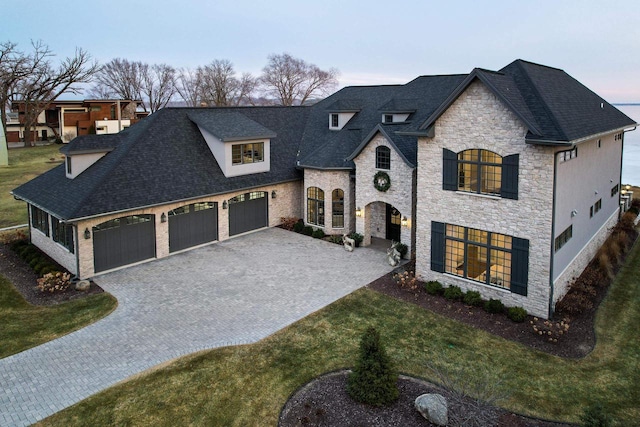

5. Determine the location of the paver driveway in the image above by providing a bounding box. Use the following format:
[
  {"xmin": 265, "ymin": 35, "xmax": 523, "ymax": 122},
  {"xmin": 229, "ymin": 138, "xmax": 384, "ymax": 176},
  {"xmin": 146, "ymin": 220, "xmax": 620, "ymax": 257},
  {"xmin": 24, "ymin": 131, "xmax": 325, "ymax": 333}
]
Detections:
[{"xmin": 0, "ymin": 228, "xmax": 394, "ymax": 426}]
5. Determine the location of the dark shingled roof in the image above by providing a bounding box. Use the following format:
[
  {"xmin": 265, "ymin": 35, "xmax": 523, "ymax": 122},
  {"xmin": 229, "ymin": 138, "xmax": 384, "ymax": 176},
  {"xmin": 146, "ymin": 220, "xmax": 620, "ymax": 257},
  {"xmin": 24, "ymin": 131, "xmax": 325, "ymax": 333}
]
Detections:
[
  {"xmin": 188, "ymin": 110, "xmax": 276, "ymax": 142},
  {"xmin": 12, "ymin": 60, "xmax": 636, "ymax": 221},
  {"xmin": 13, "ymin": 107, "xmax": 309, "ymax": 220}
]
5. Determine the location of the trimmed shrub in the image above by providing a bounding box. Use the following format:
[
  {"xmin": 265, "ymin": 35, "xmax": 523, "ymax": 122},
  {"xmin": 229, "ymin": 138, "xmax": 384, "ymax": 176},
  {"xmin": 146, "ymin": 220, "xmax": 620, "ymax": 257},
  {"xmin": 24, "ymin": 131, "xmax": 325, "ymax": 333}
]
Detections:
[
  {"xmin": 347, "ymin": 327, "xmax": 398, "ymax": 406},
  {"xmin": 312, "ymin": 229, "xmax": 325, "ymax": 239},
  {"xmin": 349, "ymin": 232, "xmax": 364, "ymax": 247},
  {"xmin": 444, "ymin": 285, "xmax": 463, "ymax": 301},
  {"xmin": 580, "ymin": 402, "xmax": 612, "ymax": 427},
  {"xmin": 39, "ymin": 266, "xmax": 55, "ymax": 276},
  {"xmin": 463, "ymin": 290, "xmax": 483, "ymax": 307},
  {"xmin": 292, "ymin": 221, "xmax": 305, "ymax": 233},
  {"xmin": 507, "ymin": 306, "xmax": 528, "ymax": 323},
  {"xmin": 484, "ymin": 299, "xmax": 505, "ymax": 314},
  {"xmin": 280, "ymin": 217, "xmax": 300, "ymax": 231},
  {"xmin": 396, "ymin": 243, "xmax": 408, "ymax": 259},
  {"xmin": 424, "ymin": 280, "xmax": 444, "ymax": 295},
  {"xmin": 302, "ymin": 226, "xmax": 314, "ymax": 236},
  {"xmin": 29, "ymin": 257, "xmax": 41, "ymax": 269},
  {"xmin": 327, "ymin": 234, "xmax": 343, "ymax": 244}
]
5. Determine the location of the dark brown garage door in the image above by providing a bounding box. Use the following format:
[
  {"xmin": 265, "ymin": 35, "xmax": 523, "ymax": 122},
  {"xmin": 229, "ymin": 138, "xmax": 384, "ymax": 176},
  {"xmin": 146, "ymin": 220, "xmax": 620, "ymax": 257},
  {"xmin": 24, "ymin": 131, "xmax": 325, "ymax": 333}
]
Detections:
[
  {"xmin": 229, "ymin": 191, "xmax": 268, "ymax": 236},
  {"xmin": 93, "ymin": 214, "xmax": 156, "ymax": 273},
  {"xmin": 169, "ymin": 202, "xmax": 218, "ymax": 253}
]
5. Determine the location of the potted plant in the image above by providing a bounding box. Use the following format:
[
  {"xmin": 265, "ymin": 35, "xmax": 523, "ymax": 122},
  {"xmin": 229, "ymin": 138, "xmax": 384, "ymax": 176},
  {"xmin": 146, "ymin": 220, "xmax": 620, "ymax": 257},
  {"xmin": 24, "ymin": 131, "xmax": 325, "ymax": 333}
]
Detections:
[{"xmin": 349, "ymin": 232, "xmax": 364, "ymax": 247}]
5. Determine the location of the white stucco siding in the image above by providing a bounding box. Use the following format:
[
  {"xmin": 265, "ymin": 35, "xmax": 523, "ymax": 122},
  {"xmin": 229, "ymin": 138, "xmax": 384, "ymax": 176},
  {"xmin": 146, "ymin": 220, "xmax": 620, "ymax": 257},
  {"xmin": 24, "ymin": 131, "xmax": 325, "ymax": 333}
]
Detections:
[
  {"xmin": 553, "ymin": 135, "xmax": 622, "ymax": 279},
  {"xmin": 415, "ymin": 81, "xmax": 555, "ymax": 318},
  {"xmin": 66, "ymin": 152, "xmax": 108, "ymax": 178},
  {"xmin": 303, "ymin": 169, "xmax": 353, "ymax": 234}
]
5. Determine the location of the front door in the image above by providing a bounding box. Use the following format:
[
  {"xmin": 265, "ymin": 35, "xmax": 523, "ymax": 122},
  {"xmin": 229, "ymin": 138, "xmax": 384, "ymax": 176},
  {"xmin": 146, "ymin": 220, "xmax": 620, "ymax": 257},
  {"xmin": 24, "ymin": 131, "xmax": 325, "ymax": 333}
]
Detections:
[{"xmin": 385, "ymin": 204, "xmax": 401, "ymax": 242}]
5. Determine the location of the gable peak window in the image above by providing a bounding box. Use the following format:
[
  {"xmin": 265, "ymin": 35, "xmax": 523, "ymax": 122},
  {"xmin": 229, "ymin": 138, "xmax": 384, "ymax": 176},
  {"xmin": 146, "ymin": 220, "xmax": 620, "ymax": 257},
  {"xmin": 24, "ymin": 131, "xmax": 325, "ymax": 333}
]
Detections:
[
  {"xmin": 330, "ymin": 113, "xmax": 339, "ymax": 128},
  {"xmin": 376, "ymin": 146, "xmax": 391, "ymax": 170}
]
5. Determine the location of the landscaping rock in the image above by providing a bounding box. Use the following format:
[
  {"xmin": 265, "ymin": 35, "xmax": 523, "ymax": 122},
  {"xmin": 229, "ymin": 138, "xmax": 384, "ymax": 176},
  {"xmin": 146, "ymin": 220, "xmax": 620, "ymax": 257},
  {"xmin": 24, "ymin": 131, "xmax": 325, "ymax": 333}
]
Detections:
[
  {"xmin": 415, "ymin": 393, "xmax": 448, "ymax": 426},
  {"xmin": 75, "ymin": 280, "xmax": 91, "ymax": 291}
]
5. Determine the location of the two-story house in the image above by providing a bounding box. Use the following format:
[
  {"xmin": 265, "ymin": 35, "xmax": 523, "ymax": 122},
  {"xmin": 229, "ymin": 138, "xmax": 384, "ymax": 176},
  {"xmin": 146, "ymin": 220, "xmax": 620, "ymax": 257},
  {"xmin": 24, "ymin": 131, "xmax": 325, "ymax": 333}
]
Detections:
[{"xmin": 12, "ymin": 60, "xmax": 636, "ymax": 319}]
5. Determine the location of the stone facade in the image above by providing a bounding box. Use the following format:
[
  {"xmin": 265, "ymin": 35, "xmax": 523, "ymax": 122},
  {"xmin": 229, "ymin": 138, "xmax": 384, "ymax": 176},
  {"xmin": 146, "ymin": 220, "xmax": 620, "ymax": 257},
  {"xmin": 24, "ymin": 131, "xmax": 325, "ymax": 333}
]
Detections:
[
  {"xmin": 74, "ymin": 180, "xmax": 302, "ymax": 279},
  {"xmin": 354, "ymin": 133, "xmax": 414, "ymax": 255},
  {"xmin": 415, "ymin": 81, "xmax": 556, "ymax": 318},
  {"xmin": 303, "ymin": 169, "xmax": 354, "ymax": 235}
]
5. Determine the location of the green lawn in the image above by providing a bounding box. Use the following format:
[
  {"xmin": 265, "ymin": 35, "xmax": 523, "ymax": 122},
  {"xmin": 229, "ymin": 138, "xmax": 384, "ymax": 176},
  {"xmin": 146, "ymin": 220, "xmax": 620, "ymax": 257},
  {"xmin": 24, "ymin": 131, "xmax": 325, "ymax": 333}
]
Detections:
[
  {"xmin": 0, "ymin": 275, "xmax": 118, "ymax": 359},
  {"xmin": 38, "ymin": 242, "xmax": 640, "ymax": 426},
  {"xmin": 0, "ymin": 144, "xmax": 63, "ymax": 228}
]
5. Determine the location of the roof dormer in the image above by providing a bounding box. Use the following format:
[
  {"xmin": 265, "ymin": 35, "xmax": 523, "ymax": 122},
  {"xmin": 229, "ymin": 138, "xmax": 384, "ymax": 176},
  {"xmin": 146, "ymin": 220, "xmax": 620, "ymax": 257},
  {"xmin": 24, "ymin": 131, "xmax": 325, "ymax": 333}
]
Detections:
[
  {"xmin": 325, "ymin": 99, "xmax": 361, "ymax": 130},
  {"xmin": 189, "ymin": 111, "xmax": 275, "ymax": 178},
  {"xmin": 329, "ymin": 112, "xmax": 357, "ymax": 130},
  {"xmin": 379, "ymin": 98, "xmax": 416, "ymax": 124},
  {"xmin": 61, "ymin": 134, "xmax": 118, "ymax": 179}
]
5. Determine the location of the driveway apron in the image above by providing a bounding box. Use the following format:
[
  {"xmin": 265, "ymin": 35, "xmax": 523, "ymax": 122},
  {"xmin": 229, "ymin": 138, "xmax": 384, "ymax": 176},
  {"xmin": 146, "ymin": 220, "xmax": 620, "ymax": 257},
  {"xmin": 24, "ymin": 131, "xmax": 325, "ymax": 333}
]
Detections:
[{"xmin": 0, "ymin": 228, "xmax": 394, "ymax": 426}]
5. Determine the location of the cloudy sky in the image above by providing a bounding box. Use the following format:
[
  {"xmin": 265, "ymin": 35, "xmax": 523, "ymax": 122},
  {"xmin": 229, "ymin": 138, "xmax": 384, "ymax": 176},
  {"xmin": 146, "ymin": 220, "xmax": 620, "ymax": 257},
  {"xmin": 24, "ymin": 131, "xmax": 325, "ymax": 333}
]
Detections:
[{"xmin": 2, "ymin": 0, "xmax": 639, "ymax": 102}]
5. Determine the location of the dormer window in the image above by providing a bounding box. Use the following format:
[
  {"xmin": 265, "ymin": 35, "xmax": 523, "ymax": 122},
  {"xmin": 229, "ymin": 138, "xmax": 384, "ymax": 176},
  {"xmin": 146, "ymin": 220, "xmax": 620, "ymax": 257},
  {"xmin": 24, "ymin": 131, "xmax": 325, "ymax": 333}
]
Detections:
[
  {"xmin": 384, "ymin": 114, "xmax": 393, "ymax": 123},
  {"xmin": 331, "ymin": 114, "xmax": 339, "ymax": 128},
  {"xmin": 232, "ymin": 142, "xmax": 264, "ymax": 165}
]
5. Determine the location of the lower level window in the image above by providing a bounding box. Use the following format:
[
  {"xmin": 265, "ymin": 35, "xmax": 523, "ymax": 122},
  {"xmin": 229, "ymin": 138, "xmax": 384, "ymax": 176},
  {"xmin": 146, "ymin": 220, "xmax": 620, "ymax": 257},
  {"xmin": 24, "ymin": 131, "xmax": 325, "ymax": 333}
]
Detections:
[
  {"xmin": 31, "ymin": 206, "xmax": 49, "ymax": 236},
  {"xmin": 52, "ymin": 217, "xmax": 75, "ymax": 253},
  {"xmin": 444, "ymin": 224, "xmax": 512, "ymax": 289},
  {"xmin": 332, "ymin": 189, "xmax": 344, "ymax": 228},
  {"xmin": 307, "ymin": 187, "xmax": 324, "ymax": 226}
]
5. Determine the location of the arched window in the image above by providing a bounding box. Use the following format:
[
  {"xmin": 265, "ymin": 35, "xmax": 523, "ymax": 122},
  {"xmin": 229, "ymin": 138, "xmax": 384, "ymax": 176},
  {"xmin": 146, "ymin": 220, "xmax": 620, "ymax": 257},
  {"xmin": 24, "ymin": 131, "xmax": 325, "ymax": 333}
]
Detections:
[
  {"xmin": 307, "ymin": 187, "xmax": 324, "ymax": 226},
  {"xmin": 376, "ymin": 146, "xmax": 391, "ymax": 170},
  {"xmin": 332, "ymin": 189, "xmax": 344, "ymax": 228}
]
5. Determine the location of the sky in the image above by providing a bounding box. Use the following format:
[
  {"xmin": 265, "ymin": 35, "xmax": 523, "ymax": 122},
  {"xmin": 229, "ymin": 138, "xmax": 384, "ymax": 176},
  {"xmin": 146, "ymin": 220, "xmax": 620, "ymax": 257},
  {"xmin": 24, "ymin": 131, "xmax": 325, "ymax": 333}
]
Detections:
[{"xmin": 1, "ymin": 0, "xmax": 639, "ymax": 102}]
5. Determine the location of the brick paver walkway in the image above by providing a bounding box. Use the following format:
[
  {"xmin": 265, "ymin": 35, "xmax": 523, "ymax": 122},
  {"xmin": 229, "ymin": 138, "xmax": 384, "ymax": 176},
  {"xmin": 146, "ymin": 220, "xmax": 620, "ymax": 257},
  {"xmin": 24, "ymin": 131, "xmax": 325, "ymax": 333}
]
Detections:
[{"xmin": 0, "ymin": 228, "xmax": 393, "ymax": 426}]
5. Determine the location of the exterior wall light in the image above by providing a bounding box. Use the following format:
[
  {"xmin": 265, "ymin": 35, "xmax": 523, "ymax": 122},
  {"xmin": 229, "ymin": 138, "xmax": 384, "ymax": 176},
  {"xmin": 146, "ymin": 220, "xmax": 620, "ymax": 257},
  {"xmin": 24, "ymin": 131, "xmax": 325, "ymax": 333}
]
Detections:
[
  {"xmin": 84, "ymin": 228, "xmax": 91, "ymax": 239},
  {"xmin": 222, "ymin": 200, "xmax": 228, "ymax": 209},
  {"xmin": 571, "ymin": 210, "xmax": 578, "ymax": 217},
  {"xmin": 401, "ymin": 216, "xmax": 408, "ymax": 227},
  {"xmin": 355, "ymin": 207, "xmax": 362, "ymax": 217},
  {"xmin": 625, "ymin": 185, "xmax": 631, "ymax": 191},
  {"xmin": 161, "ymin": 213, "xmax": 167, "ymax": 223},
  {"xmin": 271, "ymin": 190, "xmax": 276, "ymax": 199}
]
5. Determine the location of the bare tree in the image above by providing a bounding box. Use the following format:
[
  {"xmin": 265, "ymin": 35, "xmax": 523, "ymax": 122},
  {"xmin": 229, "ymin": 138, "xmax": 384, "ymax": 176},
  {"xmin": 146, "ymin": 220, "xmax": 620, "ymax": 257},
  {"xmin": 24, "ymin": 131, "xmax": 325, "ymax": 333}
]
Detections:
[
  {"xmin": 200, "ymin": 60, "xmax": 258, "ymax": 106},
  {"xmin": 140, "ymin": 63, "xmax": 176, "ymax": 113},
  {"xmin": 12, "ymin": 44, "xmax": 99, "ymax": 146},
  {"xmin": 92, "ymin": 58, "xmax": 145, "ymax": 106},
  {"xmin": 176, "ymin": 67, "xmax": 205, "ymax": 107},
  {"xmin": 260, "ymin": 53, "xmax": 338, "ymax": 106}
]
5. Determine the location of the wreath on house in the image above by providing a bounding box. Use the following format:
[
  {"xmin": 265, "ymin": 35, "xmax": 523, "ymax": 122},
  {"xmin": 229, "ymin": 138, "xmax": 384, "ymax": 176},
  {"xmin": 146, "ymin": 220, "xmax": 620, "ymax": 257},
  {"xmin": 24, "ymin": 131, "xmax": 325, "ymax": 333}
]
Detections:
[{"xmin": 373, "ymin": 171, "xmax": 391, "ymax": 192}]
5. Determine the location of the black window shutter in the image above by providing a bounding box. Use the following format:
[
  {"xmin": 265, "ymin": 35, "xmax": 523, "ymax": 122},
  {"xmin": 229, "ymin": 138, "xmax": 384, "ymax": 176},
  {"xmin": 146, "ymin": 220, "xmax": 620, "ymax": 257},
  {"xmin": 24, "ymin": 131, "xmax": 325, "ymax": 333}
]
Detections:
[
  {"xmin": 501, "ymin": 154, "xmax": 519, "ymax": 200},
  {"xmin": 431, "ymin": 221, "xmax": 446, "ymax": 273},
  {"xmin": 442, "ymin": 149, "xmax": 458, "ymax": 191},
  {"xmin": 510, "ymin": 237, "xmax": 529, "ymax": 296}
]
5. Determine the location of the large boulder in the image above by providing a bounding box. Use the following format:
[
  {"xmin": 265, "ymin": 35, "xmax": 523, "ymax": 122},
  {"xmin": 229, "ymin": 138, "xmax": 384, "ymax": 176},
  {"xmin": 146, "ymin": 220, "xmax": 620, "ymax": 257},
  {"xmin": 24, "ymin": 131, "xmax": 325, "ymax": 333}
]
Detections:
[{"xmin": 415, "ymin": 393, "xmax": 448, "ymax": 426}]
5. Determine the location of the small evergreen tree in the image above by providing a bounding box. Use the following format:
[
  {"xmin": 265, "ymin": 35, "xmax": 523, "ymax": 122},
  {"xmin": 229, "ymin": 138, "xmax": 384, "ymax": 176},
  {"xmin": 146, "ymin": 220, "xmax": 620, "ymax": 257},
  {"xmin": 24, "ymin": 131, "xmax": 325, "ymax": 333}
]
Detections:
[{"xmin": 347, "ymin": 327, "xmax": 399, "ymax": 406}]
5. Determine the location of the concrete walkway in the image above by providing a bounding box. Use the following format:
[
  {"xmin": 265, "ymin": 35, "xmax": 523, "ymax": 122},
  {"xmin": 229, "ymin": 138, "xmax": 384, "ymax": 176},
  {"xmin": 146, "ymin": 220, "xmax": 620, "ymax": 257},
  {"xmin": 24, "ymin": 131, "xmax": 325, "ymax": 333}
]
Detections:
[{"xmin": 0, "ymin": 228, "xmax": 393, "ymax": 426}]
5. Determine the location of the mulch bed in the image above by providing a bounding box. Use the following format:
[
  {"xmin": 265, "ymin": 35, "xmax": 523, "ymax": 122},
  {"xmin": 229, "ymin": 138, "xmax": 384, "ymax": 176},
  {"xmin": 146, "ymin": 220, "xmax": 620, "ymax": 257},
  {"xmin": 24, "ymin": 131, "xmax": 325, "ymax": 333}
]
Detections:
[{"xmin": 0, "ymin": 242, "xmax": 104, "ymax": 305}]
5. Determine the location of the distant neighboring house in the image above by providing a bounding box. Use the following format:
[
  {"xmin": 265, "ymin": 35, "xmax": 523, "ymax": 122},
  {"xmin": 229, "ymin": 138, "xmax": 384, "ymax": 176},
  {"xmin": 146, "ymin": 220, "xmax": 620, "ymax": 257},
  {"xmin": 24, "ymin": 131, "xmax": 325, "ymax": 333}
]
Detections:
[
  {"xmin": 6, "ymin": 99, "xmax": 148, "ymax": 143},
  {"xmin": 12, "ymin": 60, "xmax": 636, "ymax": 319}
]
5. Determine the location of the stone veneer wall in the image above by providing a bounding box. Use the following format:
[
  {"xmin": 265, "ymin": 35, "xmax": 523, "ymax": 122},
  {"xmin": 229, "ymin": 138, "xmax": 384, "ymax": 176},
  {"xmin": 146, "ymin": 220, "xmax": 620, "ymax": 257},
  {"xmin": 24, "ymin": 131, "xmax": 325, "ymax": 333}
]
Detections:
[
  {"xmin": 415, "ymin": 81, "xmax": 556, "ymax": 318},
  {"xmin": 76, "ymin": 180, "xmax": 302, "ymax": 279},
  {"xmin": 354, "ymin": 133, "xmax": 414, "ymax": 253},
  {"xmin": 30, "ymin": 224, "xmax": 78, "ymax": 275},
  {"xmin": 552, "ymin": 210, "xmax": 618, "ymax": 305},
  {"xmin": 303, "ymin": 169, "xmax": 354, "ymax": 235}
]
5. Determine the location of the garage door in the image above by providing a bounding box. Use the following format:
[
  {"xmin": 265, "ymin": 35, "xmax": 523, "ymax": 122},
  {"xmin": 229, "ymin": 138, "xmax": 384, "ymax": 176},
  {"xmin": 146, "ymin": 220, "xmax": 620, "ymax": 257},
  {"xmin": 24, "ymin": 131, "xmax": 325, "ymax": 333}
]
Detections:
[
  {"xmin": 229, "ymin": 191, "xmax": 268, "ymax": 236},
  {"xmin": 169, "ymin": 202, "xmax": 218, "ymax": 253},
  {"xmin": 93, "ymin": 214, "xmax": 156, "ymax": 273}
]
